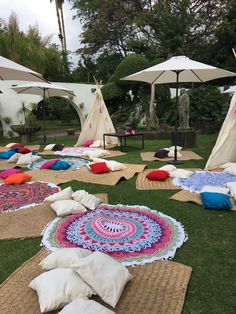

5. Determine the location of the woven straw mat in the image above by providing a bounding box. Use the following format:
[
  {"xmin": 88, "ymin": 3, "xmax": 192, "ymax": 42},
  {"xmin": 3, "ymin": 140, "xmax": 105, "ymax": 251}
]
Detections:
[
  {"xmin": 140, "ymin": 151, "xmax": 203, "ymax": 162},
  {"xmin": 39, "ymin": 150, "xmax": 126, "ymax": 158}
]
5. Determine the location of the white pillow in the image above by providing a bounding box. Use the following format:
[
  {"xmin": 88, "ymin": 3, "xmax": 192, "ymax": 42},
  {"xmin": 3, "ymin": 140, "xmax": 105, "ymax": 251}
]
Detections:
[
  {"xmin": 220, "ymin": 162, "xmax": 236, "ymax": 169},
  {"xmin": 45, "ymin": 187, "xmax": 73, "ymax": 202},
  {"xmin": 83, "ymin": 150, "xmax": 110, "ymax": 159},
  {"xmin": 106, "ymin": 160, "xmax": 126, "ymax": 172},
  {"xmin": 51, "ymin": 200, "xmax": 87, "ymax": 216},
  {"xmin": 29, "ymin": 268, "xmax": 94, "ymax": 313},
  {"xmin": 225, "ymin": 182, "xmax": 236, "ymax": 199},
  {"xmin": 159, "ymin": 165, "xmax": 176, "ymax": 172},
  {"xmin": 58, "ymin": 297, "xmax": 115, "ymax": 314},
  {"xmin": 72, "ymin": 190, "xmax": 102, "ymax": 210},
  {"xmin": 169, "ymin": 169, "xmax": 194, "ymax": 179},
  {"xmin": 5, "ymin": 143, "xmax": 18, "ymax": 148},
  {"xmin": 7, "ymin": 153, "xmax": 23, "ymax": 163},
  {"xmin": 200, "ymin": 185, "xmax": 229, "ymax": 195},
  {"xmin": 44, "ymin": 144, "xmax": 56, "ymax": 151},
  {"xmin": 91, "ymin": 158, "xmax": 107, "ymax": 163},
  {"xmin": 89, "ymin": 140, "xmax": 102, "ymax": 148},
  {"xmin": 223, "ymin": 166, "xmax": 236, "ymax": 176},
  {"xmin": 169, "ymin": 145, "xmax": 183, "ymax": 152},
  {"xmin": 39, "ymin": 248, "xmax": 92, "ymax": 270},
  {"xmin": 75, "ymin": 251, "xmax": 132, "ymax": 308},
  {"xmin": 167, "ymin": 150, "xmax": 182, "ymax": 158},
  {"xmin": 16, "ymin": 153, "xmax": 41, "ymax": 165}
]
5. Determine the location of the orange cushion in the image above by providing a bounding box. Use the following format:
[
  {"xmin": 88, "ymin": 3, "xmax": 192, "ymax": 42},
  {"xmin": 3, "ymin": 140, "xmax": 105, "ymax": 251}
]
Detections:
[
  {"xmin": 146, "ymin": 170, "xmax": 169, "ymax": 181},
  {"xmin": 3, "ymin": 173, "xmax": 32, "ymax": 185},
  {"xmin": 90, "ymin": 162, "xmax": 110, "ymax": 174}
]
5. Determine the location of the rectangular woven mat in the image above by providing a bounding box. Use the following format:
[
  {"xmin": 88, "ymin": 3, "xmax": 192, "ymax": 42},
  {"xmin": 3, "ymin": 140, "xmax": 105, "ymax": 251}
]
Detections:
[
  {"xmin": 0, "ymin": 194, "xmax": 108, "ymax": 240},
  {"xmin": 170, "ymin": 190, "xmax": 236, "ymax": 211},
  {"xmin": 0, "ymin": 249, "xmax": 192, "ymax": 314},
  {"xmin": 0, "ymin": 145, "xmax": 40, "ymax": 152},
  {"xmin": 25, "ymin": 169, "xmax": 74, "ymax": 185},
  {"xmin": 39, "ymin": 150, "xmax": 126, "ymax": 158},
  {"xmin": 140, "ymin": 151, "xmax": 203, "ymax": 162},
  {"xmin": 57, "ymin": 164, "xmax": 147, "ymax": 186}
]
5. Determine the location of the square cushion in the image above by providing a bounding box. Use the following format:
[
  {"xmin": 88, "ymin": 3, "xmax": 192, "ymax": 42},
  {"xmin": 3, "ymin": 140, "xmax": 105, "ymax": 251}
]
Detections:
[
  {"xmin": 90, "ymin": 162, "xmax": 110, "ymax": 174},
  {"xmin": 169, "ymin": 169, "xmax": 194, "ymax": 179},
  {"xmin": 58, "ymin": 298, "xmax": 115, "ymax": 314},
  {"xmin": 146, "ymin": 170, "xmax": 169, "ymax": 181},
  {"xmin": 200, "ymin": 185, "xmax": 229, "ymax": 195},
  {"xmin": 7, "ymin": 153, "xmax": 22, "ymax": 163},
  {"xmin": 0, "ymin": 168, "xmax": 21, "ymax": 179},
  {"xmin": 52, "ymin": 144, "xmax": 65, "ymax": 151},
  {"xmin": 159, "ymin": 165, "xmax": 176, "ymax": 172},
  {"xmin": 223, "ymin": 165, "xmax": 236, "ymax": 176},
  {"xmin": 105, "ymin": 160, "xmax": 126, "ymax": 172},
  {"xmin": 40, "ymin": 159, "xmax": 58, "ymax": 170},
  {"xmin": 29, "ymin": 268, "xmax": 94, "ymax": 313},
  {"xmin": 16, "ymin": 153, "xmax": 41, "ymax": 165},
  {"xmin": 225, "ymin": 182, "xmax": 236, "ymax": 200},
  {"xmin": 154, "ymin": 149, "xmax": 169, "ymax": 159},
  {"xmin": 83, "ymin": 140, "xmax": 94, "ymax": 147},
  {"xmin": 51, "ymin": 160, "xmax": 71, "ymax": 170},
  {"xmin": 72, "ymin": 190, "xmax": 102, "ymax": 210},
  {"xmin": 75, "ymin": 252, "xmax": 132, "ymax": 307},
  {"xmin": 83, "ymin": 150, "xmax": 109, "ymax": 159},
  {"xmin": 169, "ymin": 145, "xmax": 183, "ymax": 152},
  {"xmin": 44, "ymin": 144, "xmax": 56, "ymax": 151},
  {"xmin": 3, "ymin": 172, "xmax": 32, "ymax": 185},
  {"xmin": 39, "ymin": 248, "xmax": 92, "ymax": 270},
  {"xmin": 45, "ymin": 187, "xmax": 73, "ymax": 202},
  {"xmin": 17, "ymin": 147, "xmax": 31, "ymax": 154},
  {"xmin": 89, "ymin": 140, "xmax": 102, "ymax": 148},
  {"xmin": 5, "ymin": 142, "xmax": 18, "ymax": 148},
  {"xmin": 200, "ymin": 192, "xmax": 232, "ymax": 210},
  {"xmin": 51, "ymin": 200, "xmax": 87, "ymax": 216},
  {"xmin": 0, "ymin": 150, "xmax": 16, "ymax": 159},
  {"xmin": 167, "ymin": 150, "xmax": 183, "ymax": 158}
]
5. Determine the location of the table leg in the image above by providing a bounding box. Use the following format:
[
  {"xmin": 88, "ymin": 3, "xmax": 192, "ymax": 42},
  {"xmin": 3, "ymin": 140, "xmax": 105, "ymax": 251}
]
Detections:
[
  {"xmin": 120, "ymin": 137, "xmax": 123, "ymax": 152},
  {"xmin": 103, "ymin": 134, "xmax": 106, "ymax": 149}
]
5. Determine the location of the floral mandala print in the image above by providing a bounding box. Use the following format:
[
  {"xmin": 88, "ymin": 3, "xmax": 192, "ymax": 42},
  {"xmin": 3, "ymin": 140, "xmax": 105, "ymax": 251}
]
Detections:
[
  {"xmin": 28, "ymin": 157, "xmax": 89, "ymax": 170},
  {"xmin": 0, "ymin": 181, "xmax": 60, "ymax": 212},
  {"xmin": 42, "ymin": 204, "xmax": 187, "ymax": 266}
]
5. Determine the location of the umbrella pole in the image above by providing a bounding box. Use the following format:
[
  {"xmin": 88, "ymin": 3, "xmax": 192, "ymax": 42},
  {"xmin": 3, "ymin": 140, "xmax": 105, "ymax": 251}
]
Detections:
[{"xmin": 43, "ymin": 88, "xmax": 46, "ymax": 144}]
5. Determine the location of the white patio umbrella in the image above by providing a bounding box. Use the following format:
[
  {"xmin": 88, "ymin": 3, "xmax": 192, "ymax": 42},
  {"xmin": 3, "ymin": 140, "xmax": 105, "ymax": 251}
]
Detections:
[
  {"xmin": 0, "ymin": 55, "xmax": 47, "ymax": 82},
  {"xmin": 121, "ymin": 55, "xmax": 236, "ymax": 164},
  {"xmin": 12, "ymin": 82, "xmax": 75, "ymax": 144}
]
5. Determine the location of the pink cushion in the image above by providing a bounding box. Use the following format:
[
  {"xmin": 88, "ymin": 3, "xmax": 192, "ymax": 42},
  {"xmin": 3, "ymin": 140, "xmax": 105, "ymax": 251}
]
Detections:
[
  {"xmin": 0, "ymin": 168, "xmax": 21, "ymax": 179},
  {"xmin": 83, "ymin": 140, "xmax": 94, "ymax": 147},
  {"xmin": 40, "ymin": 159, "xmax": 58, "ymax": 170}
]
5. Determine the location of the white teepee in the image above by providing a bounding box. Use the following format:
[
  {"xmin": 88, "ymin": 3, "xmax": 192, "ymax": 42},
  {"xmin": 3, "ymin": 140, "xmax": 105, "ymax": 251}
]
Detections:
[
  {"xmin": 75, "ymin": 86, "xmax": 119, "ymax": 147},
  {"xmin": 205, "ymin": 92, "xmax": 236, "ymax": 169}
]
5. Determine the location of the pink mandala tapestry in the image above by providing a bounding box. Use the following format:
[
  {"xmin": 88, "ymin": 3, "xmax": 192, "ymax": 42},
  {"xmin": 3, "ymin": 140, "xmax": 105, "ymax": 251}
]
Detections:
[
  {"xmin": 0, "ymin": 181, "xmax": 60, "ymax": 212},
  {"xmin": 42, "ymin": 204, "xmax": 187, "ymax": 266}
]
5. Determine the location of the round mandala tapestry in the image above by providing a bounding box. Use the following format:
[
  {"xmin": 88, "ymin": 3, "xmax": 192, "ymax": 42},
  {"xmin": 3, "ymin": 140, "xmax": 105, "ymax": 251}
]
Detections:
[
  {"xmin": 0, "ymin": 181, "xmax": 60, "ymax": 212},
  {"xmin": 42, "ymin": 204, "xmax": 187, "ymax": 266}
]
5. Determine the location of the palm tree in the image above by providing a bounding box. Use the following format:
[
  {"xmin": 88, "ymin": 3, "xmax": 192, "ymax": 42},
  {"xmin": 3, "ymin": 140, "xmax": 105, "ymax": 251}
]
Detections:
[{"xmin": 50, "ymin": 0, "xmax": 67, "ymax": 51}]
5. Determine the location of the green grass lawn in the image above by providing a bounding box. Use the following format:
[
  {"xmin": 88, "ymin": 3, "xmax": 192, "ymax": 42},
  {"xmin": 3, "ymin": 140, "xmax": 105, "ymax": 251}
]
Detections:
[{"xmin": 0, "ymin": 132, "xmax": 236, "ymax": 314}]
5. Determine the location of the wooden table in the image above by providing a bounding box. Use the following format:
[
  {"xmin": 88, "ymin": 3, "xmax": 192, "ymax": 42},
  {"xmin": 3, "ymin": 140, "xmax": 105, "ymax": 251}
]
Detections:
[{"xmin": 103, "ymin": 132, "xmax": 144, "ymax": 152}]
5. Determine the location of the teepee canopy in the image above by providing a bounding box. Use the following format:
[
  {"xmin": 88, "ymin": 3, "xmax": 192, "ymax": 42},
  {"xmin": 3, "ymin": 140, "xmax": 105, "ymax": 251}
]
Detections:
[
  {"xmin": 205, "ymin": 92, "xmax": 236, "ymax": 169},
  {"xmin": 75, "ymin": 87, "xmax": 118, "ymax": 146}
]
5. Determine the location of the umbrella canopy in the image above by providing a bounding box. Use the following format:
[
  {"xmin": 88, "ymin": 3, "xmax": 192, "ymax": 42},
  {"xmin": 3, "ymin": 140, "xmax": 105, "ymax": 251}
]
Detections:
[
  {"xmin": 12, "ymin": 82, "xmax": 75, "ymax": 144},
  {"xmin": 0, "ymin": 55, "xmax": 47, "ymax": 82}
]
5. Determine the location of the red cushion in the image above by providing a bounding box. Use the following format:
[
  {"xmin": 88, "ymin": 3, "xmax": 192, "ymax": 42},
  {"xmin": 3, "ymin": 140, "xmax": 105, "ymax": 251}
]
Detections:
[
  {"xmin": 83, "ymin": 140, "xmax": 94, "ymax": 147},
  {"xmin": 18, "ymin": 147, "xmax": 31, "ymax": 154},
  {"xmin": 10, "ymin": 143, "xmax": 24, "ymax": 148},
  {"xmin": 146, "ymin": 170, "xmax": 169, "ymax": 181},
  {"xmin": 3, "ymin": 173, "xmax": 32, "ymax": 185},
  {"xmin": 90, "ymin": 162, "xmax": 110, "ymax": 174}
]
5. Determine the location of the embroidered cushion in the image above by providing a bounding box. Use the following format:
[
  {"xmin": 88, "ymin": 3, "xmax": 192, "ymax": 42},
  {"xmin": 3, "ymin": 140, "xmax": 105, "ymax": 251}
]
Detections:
[
  {"xmin": 29, "ymin": 268, "xmax": 94, "ymax": 313},
  {"xmin": 44, "ymin": 144, "xmax": 56, "ymax": 151},
  {"xmin": 51, "ymin": 200, "xmax": 87, "ymax": 216},
  {"xmin": 83, "ymin": 140, "xmax": 94, "ymax": 147},
  {"xmin": 90, "ymin": 162, "xmax": 110, "ymax": 174},
  {"xmin": 154, "ymin": 149, "xmax": 169, "ymax": 159},
  {"xmin": 0, "ymin": 150, "xmax": 16, "ymax": 159},
  {"xmin": 45, "ymin": 187, "xmax": 73, "ymax": 202},
  {"xmin": 72, "ymin": 190, "xmax": 101, "ymax": 210},
  {"xmin": 146, "ymin": 170, "xmax": 169, "ymax": 181},
  {"xmin": 51, "ymin": 160, "xmax": 71, "ymax": 170},
  {"xmin": 0, "ymin": 168, "xmax": 21, "ymax": 179},
  {"xmin": 52, "ymin": 144, "xmax": 65, "ymax": 151},
  {"xmin": 3, "ymin": 172, "xmax": 32, "ymax": 185},
  {"xmin": 200, "ymin": 192, "xmax": 232, "ymax": 210},
  {"xmin": 40, "ymin": 159, "xmax": 58, "ymax": 170}
]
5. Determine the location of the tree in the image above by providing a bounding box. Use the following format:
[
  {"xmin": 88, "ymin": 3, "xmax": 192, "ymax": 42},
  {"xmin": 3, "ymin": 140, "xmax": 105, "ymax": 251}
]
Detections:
[{"xmin": 50, "ymin": 0, "xmax": 67, "ymax": 51}]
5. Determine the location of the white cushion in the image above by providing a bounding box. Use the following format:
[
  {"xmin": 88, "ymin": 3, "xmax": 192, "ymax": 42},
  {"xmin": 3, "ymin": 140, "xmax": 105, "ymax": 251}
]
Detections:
[
  {"xmin": 225, "ymin": 182, "xmax": 236, "ymax": 200},
  {"xmin": 169, "ymin": 146, "xmax": 183, "ymax": 152},
  {"xmin": 106, "ymin": 160, "xmax": 126, "ymax": 172},
  {"xmin": 167, "ymin": 150, "xmax": 183, "ymax": 158},
  {"xmin": 159, "ymin": 165, "xmax": 176, "ymax": 172},
  {"xmin": 5, "ymin": 143, "xmax": 18, "ymax": 148},
  {"xmin": 200, "ymin": 185, "xmax": 229, "ymax": 195},
  {"xmin": 223, "ymin": 166, "xmax": 236, "ymax": 176},
  {"xmin": 220, "ymin": 162, "xmax": 236, "ymax": 169},
  {"xmin": 83, "ymin": 150, "xmax": 110, "ymax": 159},
  {"xmin": 44, "ymin": 144, "xmax": 56, "ymax": 151},
  {"xmin": 16, "ymin": 153, "xmax": 41, "ymax": 165},
  {"xmin": 39, "ymin": 248, "xmax": 92, "ymax": 270},
  {"xmin": 72, "ymin": 190, "xmax": 102, "ymax": 210},
  {"xmin": 91, "ymin": 158, "xmax": 107, "ymax": 163},
  {"xmin": 75, "ymin": 251, "xmax": 132, "ymax": 307},
  {"xmin": 7, "ymin": 153, "xmax": 23, "ymax": 163},
  {"xmin": 51, "ymin": 200, "xmax": 87, "ymax": 216},
  {"xmin": 45, "ymin": 187, "xmax": 73, "ymax": 202},
  {"xmin": 29, "ymin": 268, "xmax": 94, "ymax": 313},
  {"xmin": 169, "ymin": 169, "xmax": 194, "ymax": 179},
  {"xmin": 58, "ymin": 297, "xmax": 115, "ymax": 314},
  {"xmin": 89, "ymin": 140, "xmax": 102, "ymax": 148}
]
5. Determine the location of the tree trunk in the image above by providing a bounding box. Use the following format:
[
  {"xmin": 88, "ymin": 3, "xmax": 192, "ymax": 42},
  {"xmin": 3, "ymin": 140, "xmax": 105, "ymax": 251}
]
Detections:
[
  {"xmin": 149, "ymin": 83, "xmax": 156, "ymax": 126},
  {"xmin": 60, "ymin": 5, "xmax": 67, "ymax": 51},
  {"xmin": 55, "ymin": 0, "xmax": 64, "ymax": 50}
]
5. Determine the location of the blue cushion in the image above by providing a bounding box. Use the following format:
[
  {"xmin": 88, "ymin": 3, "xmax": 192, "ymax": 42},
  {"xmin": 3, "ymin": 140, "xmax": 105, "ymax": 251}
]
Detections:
[
  {"xmin": 50, "ymin": 160, "xmax": 71, "ymax": 170},
  {"xmin": 0, "ymin": 150, "xmax": 16, "ymax": 159},
  {"xmin": 200, "ymin": 192, "xmax": 232, "ymax": 210}
]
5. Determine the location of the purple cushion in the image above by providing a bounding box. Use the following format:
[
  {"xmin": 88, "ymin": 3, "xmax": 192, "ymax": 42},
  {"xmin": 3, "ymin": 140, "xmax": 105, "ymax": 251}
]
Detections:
[
  {"xmin": 52, "ymin": 144, "xmax": 65, "ymax": 151},
  {"xmin": 154, "ymin": 149, "xmax": 169, "ymax": 159},
  {"xmin": 40, "ymin": 159, "xmax": 58, "ymax": 170},
  {"xmin": 0, "ymin": 168, "xmax": 21, "ymax": 179}
]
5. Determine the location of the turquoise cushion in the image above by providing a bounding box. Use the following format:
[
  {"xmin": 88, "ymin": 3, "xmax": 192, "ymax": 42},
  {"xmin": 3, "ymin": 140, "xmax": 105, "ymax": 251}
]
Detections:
[
  {"xmin": 200, "ymin": 192, "xmax": 232, "ymax": 210},
  {"xmin": 50, "ymin": 160, "xmax": 71, "ymax": 170},
  {"xmin": 0, "ymin": 150, "xmax": 16, "ymax": 159}
]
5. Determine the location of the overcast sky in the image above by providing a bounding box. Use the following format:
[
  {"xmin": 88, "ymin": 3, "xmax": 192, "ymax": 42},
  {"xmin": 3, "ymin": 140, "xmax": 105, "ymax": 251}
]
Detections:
[{"xmin": 0, "ymin": 0, "xmax": 83, "ymax": 66}]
